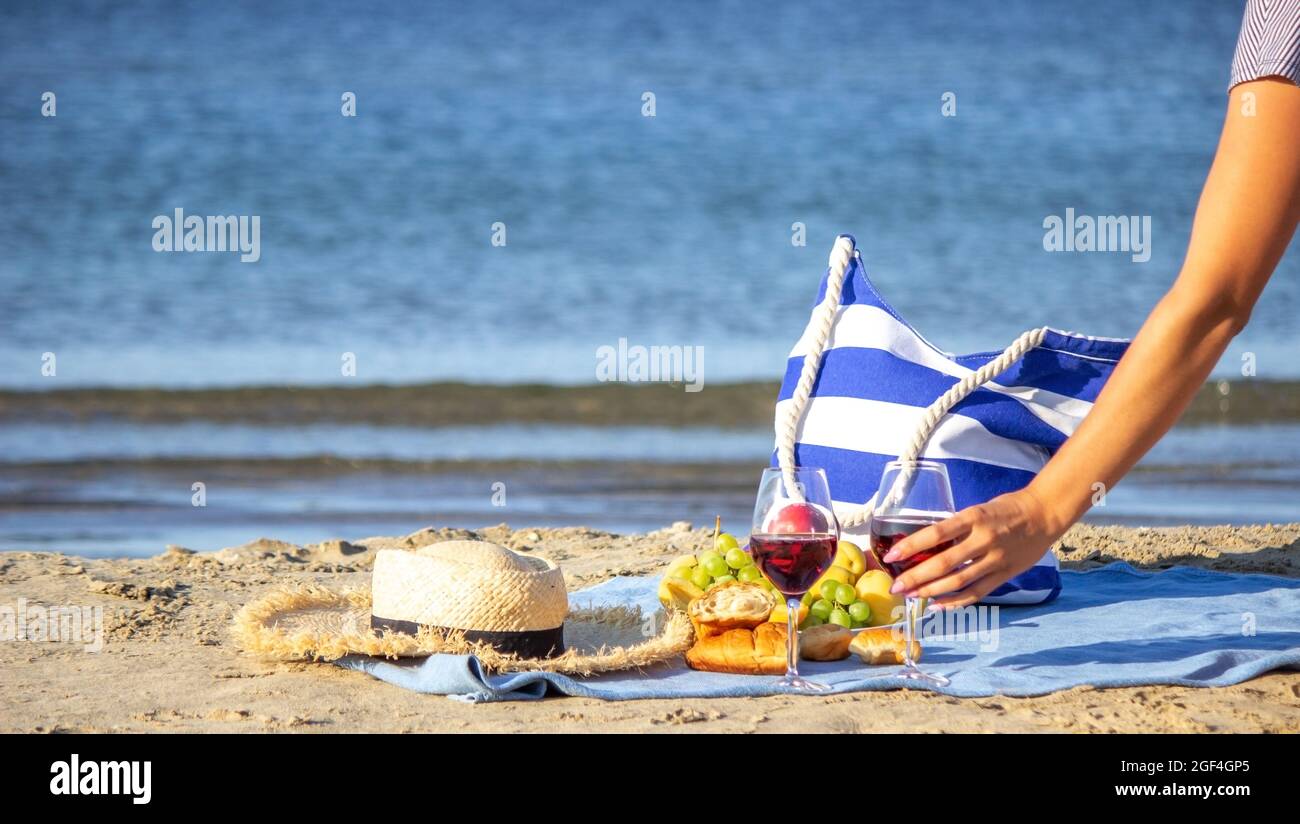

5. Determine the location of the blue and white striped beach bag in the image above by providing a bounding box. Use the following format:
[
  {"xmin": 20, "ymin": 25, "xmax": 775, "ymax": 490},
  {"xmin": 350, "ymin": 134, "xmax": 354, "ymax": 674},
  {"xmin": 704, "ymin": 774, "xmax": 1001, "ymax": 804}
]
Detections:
[{"xmin": 773, "ymin": 235, "xmax": 1130, "ymax": 605}]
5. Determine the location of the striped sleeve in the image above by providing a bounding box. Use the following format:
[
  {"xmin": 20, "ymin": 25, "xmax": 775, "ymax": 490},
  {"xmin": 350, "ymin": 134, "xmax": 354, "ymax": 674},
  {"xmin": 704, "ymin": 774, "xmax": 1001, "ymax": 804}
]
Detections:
[{"xmin": 1230, "ymin": 0, "xmax": 1300, "ymax": 90}]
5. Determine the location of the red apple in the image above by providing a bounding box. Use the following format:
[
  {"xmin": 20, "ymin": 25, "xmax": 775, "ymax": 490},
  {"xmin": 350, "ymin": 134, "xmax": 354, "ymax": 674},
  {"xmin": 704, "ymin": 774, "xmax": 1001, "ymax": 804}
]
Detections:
[{"xmin": 767, "ymin": 502, "xmax": 830, "ymax": 534}]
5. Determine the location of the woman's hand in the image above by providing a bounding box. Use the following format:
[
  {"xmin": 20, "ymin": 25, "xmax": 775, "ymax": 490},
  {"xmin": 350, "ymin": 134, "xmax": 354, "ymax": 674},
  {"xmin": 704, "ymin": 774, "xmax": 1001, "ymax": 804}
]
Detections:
[{"xmin": 883, "ymin": 487, "xmax": 1069, "ymax": 609}]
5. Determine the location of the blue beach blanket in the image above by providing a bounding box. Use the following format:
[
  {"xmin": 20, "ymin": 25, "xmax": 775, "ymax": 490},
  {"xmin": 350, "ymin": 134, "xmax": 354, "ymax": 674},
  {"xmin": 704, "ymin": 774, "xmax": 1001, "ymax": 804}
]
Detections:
[{"xmin": 337, "ymin": 563, "xmax": 1300, "ymax": 703}]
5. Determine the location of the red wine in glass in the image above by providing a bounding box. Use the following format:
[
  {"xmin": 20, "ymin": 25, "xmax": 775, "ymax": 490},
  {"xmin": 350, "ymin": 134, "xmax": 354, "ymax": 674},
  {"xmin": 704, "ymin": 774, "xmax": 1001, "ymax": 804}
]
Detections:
[
  {"xmin": 750, "ymin": 533, "xmax": 836, "ymax": 596},
  {"xmin": 869, "ymin": 516, "xmax": 957, "ymax": 578}
]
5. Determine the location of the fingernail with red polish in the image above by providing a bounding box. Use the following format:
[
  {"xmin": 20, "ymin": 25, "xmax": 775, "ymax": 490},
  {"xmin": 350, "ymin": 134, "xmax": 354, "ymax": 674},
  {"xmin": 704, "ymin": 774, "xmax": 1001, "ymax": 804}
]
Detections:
[
  {"xmin": 882, "ymin": 550, "xmax": 899, "ymax": 563},
  {"xmin": 889, "ymin": 580, "xmax": 905, "ymax": 594}
]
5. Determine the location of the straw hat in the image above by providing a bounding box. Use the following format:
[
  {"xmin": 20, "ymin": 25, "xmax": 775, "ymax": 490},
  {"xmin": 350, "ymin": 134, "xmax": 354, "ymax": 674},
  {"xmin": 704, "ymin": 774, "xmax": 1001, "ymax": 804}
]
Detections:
[
  {"xmin": 232, "ymin": 540, "xmax": 693, "ymax": 676},
  {"xmin": 371, "ymin": 541, "xmax": 567, "ymax": 658}
]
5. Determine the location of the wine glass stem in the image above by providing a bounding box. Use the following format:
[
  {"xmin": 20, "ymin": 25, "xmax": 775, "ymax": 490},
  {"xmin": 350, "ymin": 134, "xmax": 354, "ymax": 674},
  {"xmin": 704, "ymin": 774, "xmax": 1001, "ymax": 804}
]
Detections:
[
  {"xmin": 903, "ymin": 595, "xmax": 918, "ymax": 669},
  {"xmin": 785, "ymin": 597, "xmax": 800, "ymax": 678}
]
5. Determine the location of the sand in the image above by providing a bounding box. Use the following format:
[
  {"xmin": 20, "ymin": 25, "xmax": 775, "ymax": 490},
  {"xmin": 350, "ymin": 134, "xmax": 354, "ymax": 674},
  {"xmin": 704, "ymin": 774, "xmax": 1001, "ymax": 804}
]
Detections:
[{"xmin": 2, "ymin": 522, "xmax": 1298, "ymax": 733}]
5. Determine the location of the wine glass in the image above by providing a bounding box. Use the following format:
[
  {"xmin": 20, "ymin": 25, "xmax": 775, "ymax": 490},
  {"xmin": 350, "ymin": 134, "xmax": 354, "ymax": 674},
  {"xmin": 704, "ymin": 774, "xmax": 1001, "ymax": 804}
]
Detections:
[
  {"xmin": 868, "ymin": 459, "xmax": 954, "ymax": 687},
  {"xmin": 749, "ymin": 466, "xmax": 838, "ymax": 692}
]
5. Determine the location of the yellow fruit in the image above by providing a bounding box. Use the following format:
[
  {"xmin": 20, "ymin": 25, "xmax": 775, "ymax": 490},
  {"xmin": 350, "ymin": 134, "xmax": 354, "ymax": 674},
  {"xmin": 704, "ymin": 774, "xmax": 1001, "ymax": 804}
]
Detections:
[
  {"xmin": 657, "ymin": 577, "xmax": 673, "ymax": 606},
  {"xmin": 658, "ymin": 577, "xmax": 705, "ymax": 612},
  {"xmin": 854, "ymin": 569, "xmax": 892, "ymax": 599},
  {"xmin": 826, "ymin": 565, "xmax": 856, "ymax": 585},
  {"xmin": 665, "ymin": 554, "xmax": 697, "ymax": 578},
  {"xmin": 818, "ymin": 564, "xmax": 856, "ymax": 590},
  {"xmin": 855, "ymin": 570, "xmax": 904, "ymax": 626},
  {"xmin": 769, "ymin": 600, "xmax": 809, "ymax": 625},
  {"xmin": 833, "ymin": 540, "xmax": 867, "ymax": 578}
]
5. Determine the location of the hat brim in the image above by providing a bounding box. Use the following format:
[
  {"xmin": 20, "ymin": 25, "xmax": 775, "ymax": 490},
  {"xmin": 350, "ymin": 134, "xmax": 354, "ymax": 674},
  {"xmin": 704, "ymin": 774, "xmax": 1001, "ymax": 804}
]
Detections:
[{"xmin": 232, "ymin": 584, "xmax": 693, "ymax": 676}]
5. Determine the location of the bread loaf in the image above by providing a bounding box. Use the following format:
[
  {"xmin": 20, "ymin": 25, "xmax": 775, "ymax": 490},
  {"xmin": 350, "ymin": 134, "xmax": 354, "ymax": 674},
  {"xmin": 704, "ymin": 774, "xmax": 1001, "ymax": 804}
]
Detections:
[
  {"xmin": 848, "ymin": 626, "xmax": 921, "ymax": 665},
  {"xmin": 685, "ymin": 621, "xmax": 787, "ymax": 675},
  {"xmin": 799, "ymin": 624, "xmax": 853, "ymax": 661}
]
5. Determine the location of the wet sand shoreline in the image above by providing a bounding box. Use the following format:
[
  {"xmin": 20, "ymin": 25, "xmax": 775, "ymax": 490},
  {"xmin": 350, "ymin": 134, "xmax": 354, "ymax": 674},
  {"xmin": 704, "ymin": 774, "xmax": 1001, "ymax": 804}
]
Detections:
[{"xmin": 3, "ymin": 378, "xmax": 1297, "ymax": 428}]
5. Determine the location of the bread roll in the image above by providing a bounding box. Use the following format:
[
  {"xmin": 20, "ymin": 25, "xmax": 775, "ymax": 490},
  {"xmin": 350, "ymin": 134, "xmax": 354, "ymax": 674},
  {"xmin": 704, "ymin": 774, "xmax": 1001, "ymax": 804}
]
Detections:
[
  {"xmin": 848, "ymin": 626, "xmax": 921, "ymax": 665},
  {"xmin": 685, "ymin": 622, "xmax": 787, "ymax": 675},
  {"xmin": 688, "ymin": 581, "xmax": 775, "ymax": 628},
  {"xmin": 687, "ymin": 581, "xmax": 775, "ymax": 640},
  {"xmin": 799, "ymin": 624, "xmax": 852, "ymax": 662}
]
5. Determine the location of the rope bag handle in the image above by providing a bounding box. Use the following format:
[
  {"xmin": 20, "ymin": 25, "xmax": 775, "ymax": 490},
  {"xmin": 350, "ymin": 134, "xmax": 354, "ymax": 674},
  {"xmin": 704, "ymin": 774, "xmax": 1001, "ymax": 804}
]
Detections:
[{"xmin": 777, "ymin": 235, "xmax": 1048, "ymax": 529}]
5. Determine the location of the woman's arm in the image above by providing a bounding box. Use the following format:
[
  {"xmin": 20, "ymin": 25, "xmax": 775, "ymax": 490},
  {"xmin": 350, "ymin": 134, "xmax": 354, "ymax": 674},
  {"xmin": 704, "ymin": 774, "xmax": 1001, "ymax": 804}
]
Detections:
[{"xmin": 887, "ymin": 78, "xmax": 1300, "ymax": 608}]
